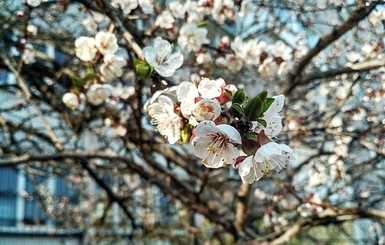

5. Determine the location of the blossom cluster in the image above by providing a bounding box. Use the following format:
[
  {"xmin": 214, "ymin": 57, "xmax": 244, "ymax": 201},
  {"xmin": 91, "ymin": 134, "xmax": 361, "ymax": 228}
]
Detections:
[
  {"xmin": 62, "ymin": 31, "xmax": 128, "ymax": 109},
  {"xmin": 144, "ymin": 77, "xmax": 295, "ymax": 184}
]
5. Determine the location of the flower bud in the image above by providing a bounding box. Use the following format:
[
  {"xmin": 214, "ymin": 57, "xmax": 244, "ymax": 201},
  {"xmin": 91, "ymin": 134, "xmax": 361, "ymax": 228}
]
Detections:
[
  {"xmin": 62, "ymin": 92, "xmax": 80, "ymax": 110},
  {"xmin": 216, "ymin": 84, "xmax": 238, "ymax": 104}
]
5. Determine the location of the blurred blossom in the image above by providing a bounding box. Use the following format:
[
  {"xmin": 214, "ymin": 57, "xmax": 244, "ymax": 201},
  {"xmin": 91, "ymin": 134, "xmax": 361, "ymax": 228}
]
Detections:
[
  {"xmin": 100, "ymin": 54, "xmax": 127, "ymax": 82},
  {"xmin": 87, "ymin": 84, "xmax": 114, "ymax": 106},
  {"xmin": 62, "ymin": 92, "xmax": 80, "ymax": 110},
  {"xmin": 155, "ymin": 10, "xmax": 175, "ymax": 29},
  {"xmin": 22, "ymin": 43, "xmax": 36, "ymax": 64},
  {"xmin": 95, "ymin": 31, "xmax": 118, "ymax": 56},
  {"xmin": 138, "ymin": 0, "xmax": 154, "ymax": 14},
  {"xmin": 178, "ymin": 23, "xmax": 209, "ymax": 52},
  {"xmin": 26, "ymin": 0, "xmax": 41, "ymax": 7},
  {"xmin": 75, "ymin": 36, "xmax": 97, "ymax": 62}
]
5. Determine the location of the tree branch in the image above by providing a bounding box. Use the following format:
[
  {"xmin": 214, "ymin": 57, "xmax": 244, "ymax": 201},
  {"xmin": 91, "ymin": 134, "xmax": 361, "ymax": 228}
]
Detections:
[{"xmin": 284, "ymin": 2, "xmax": 380, "ymax": 94}]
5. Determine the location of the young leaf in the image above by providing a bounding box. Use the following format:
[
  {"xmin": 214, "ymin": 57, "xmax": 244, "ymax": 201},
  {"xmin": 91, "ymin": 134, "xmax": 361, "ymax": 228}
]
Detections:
[
  {"xmin": 244, "ymin": 95, "xmax": 263, "ymax": 121},
  {"xmin": 232, "ymin": 89, "xmax": 246, "ymax": 104},
  {"xmin": 256, "ymin": 119, "xmax": 267, "ymax": 128},
  {"xmin": 224, "ymin": 89, "xmax": 233, "ymax": 100},
  {"xmin": 258, "ymin": 90, "xmax": 268, "ymax": 103},
  {"xmin": 231, "ymin": 103, "xmax": 245, "ymax": 116},
  {"xmin": 134, "ymin": 59, "xmax": 153, "ymax": 79},
  {"xmin": 262, "ymin": 98, "xmax": 275, "ymax": 113}
]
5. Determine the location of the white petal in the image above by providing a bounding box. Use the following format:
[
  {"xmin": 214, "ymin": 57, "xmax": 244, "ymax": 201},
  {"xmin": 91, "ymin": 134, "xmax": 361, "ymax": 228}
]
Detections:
[
  {"xmin": 238, "ymin": 156, "xmax": 256, "ymax": 184},
  {"xmin": 217, "ymin": 124, "xmax": 242, "ymax": 144},
  {"xmin": 254, "ymin": 142, "xmax": 282, "ymax": 162},
  {"xmin": 265, "ymin": 95, "xmax": 285, "ymax": 115},
  {"xmin": 194, "ymin": 120, "xmax": 219, "ymax": 137},
  {"xmin": 264, "ymin": 115, "xmax": 283, "ymax": 137}
]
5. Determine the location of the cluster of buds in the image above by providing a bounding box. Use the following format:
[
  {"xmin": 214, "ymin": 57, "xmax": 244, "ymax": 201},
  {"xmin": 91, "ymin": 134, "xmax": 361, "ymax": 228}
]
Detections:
[{"xmin": 145, "ymin": 77, "xmax": 295, "ymax": 184}]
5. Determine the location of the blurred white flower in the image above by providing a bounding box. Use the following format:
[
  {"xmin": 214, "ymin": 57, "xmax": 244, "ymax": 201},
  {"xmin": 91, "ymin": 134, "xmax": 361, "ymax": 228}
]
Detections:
[
  {"xmin": 258, "ymin": 57, "xmax": 279, "ymax": 78},
  {"xmin": 82, "ymin": 16, "xmax": 98, "ymax": 33},
  {"xmin": 95, "ymin": 31, "xmax": 118, "ymax": 56},
  {"xmin": 22, "ymin": 44, "xmax": 36, "ymax": 64},
  {"xmin": 169, "ymin": 1, "xmax": 185, "ymax": 18},
  {"xmin": 155, "ymin": 10, "xmax": 175, "ymax": 29},
  {"xmin": 192, "ymin": 120, "xmax": 241, "ymax": 168},
  {"xmin": 87, "ymin": 84, "xmax": 114, "ymax": 105},
  {"xmin": 271, "ymin": 41, "xmax": 292, "ymax": 61},
  {"xmin": 62, "ymin": 92, "xmax": 80, "ymax": 110},
  {"xmin": 211, "ymin": 0, "xmax": 234, "ymax": 24},
  {"xmin": 142, "ymin": 37, "xmax": 183, "ymax": 77},
  {"xmin": 196, "ymin": 52, "xmax": 213, "ymax": 64},
  {"xmin": 27, "ymin": 0, "xmax": 41, "ymax": 7},
  {"xmin": 112, "ymin": 0, "xmax": 138, "ymax": 15},
  {"xmin": 178, "ymin": 23, "xmax": 209, "ymax": 52},
  {"xmin": 100, "ymin": 54, "xmax": 127, "ymax": 82},
  {"xmin": 238, "ymin": 142, "xmax": 294, "ymax": 184},
  {"xmin": 26, "ymin": 24, "xmax": 38, "ymax": 37},
  {"xmin": 75, "ymin": 36, "xmax": 97, "ymax": 62},
  {"xmin": 138, "ymin": 0, "xmax": 154, "ymax": 14},
  {"xmin": 148, "ymin": 95, "xmax": 181, "ymax": 144},
  {"xmin": 184, "ymin": 0, "xmax": 205, "ymax": 22}
]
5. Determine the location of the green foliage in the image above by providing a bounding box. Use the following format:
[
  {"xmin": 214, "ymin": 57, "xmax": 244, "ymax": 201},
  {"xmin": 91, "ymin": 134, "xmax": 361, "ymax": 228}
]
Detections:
[{"xmin": 134, "ymin": 58, "xmax": 153, "ymax": 80}]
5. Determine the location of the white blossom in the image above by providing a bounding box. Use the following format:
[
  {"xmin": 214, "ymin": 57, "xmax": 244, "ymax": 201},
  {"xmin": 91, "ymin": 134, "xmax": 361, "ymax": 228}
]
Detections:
[
  {"xmin": 178, "ymin": 23, "xmax": 209, "ymax": 52},
  {"xmin": 142, "ymin": 37, "xmax": 183, "ymax": 77},
  {"xmin": 270, "ymin": 41, "xmax": 292, "ymax": 61},
  {"xmin": 169, "ymin": 1, "xmax": 185, "ymax": 19},
  {"xmin": 22, "ymin": 44, "xmax": 36, "ymax": 64},
  {"xmin": 155, "ymin": 10, "xmax": 175, "ymax": 29},
  {"xmin": 82, "ymin": 16, "xmax": 98, "ymax": 33},
  {"xmin": 176, "ymin": 81, "xmax": 199, "ymax": 118},
  {"xmin": 95, "ymin": 31, "xmax": 119, "ymax": 56},
  {"xmin": 238, "ymin": 142, "xmax": 295, "ymax": 184},
  {"xmin": 62, "ymin": 92, "xmax": 80, "ymax": 110},
  {"xmin": 192, "ymin": 98, "xmax": 221, "ymax": 122},
  {"xmin": 198, "ymin": 77, "xmax": 225, "ymax": 98},
  {"xmin": 75, "ymin": 36, "xmax": 97, "ymax": 62},
  {"xmin": 100, "ymin": 54, "xmax": 127, "ymax": 82},
  {"xmin": 112, "ymin": 0, "xmax": 138, "ymax": 15},
  {"xmin": 138, "ymin": 0, "xmax": 154, "ymax": 14},
  {"xmin": 148, "ymin": 95, "xmax": 181, "ymax": 144},
  {"xmin": 87, "ymin": 84, "xmax": 114, "ymax": 105},
  {"xmin": 184, "ymin": 0, "xmax": 205, "ymax": 22},
  {"xmin": 26, "ymin": 0, "xmax": 41, "ymax": 7},
  {"xmin": 27, "ymin": 24, "xmax": 38, "ymax": 37},
  {"xmin": 192, "ymin": 120, "xmax": 241, "ymax": 168}
]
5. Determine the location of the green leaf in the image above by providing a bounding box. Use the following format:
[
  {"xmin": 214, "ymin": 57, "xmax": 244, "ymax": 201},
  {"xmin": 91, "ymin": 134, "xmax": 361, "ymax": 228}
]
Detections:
[
  {"xmin": 232, "ymin": 89, "xmax": 246, "ymax": 104},
  {"xmin": 258, "ymin": 90, "xmax": 268, "ymax": 102},
  {"xmin": 180, "ymin": 124, "xmax": 193, "ymax": 143},
  {"xmin": 134, "ymin": 59, "xmax": 153, "ymax": 79},
  {"xmin": 71, "ymin": 76, "xmax": 85, "ymax": 88},
  {"xmin": 197, "ymin": 21, "xmax": 209, "ymax": 27},
  {"xmin": 224, "ymin": 89, "xmax": 233, "ymax": 100},
  {"xmin": 256, "ymin": 119, "xmax": 267, "ymax": 128},
  {"xmin": 262, "ymin": 98, "xmax": 275, "ymax": 113},
  {"xmin": 83, "ymin": 73, "xmax": 98, "ymax": 83},
  {"xmin": 244, "ymin": 95, "xmax": 263, "ymax": 121},
  {"xmin": 231, "ymin": 103, "xmax": 245, "ymax": 116}
]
